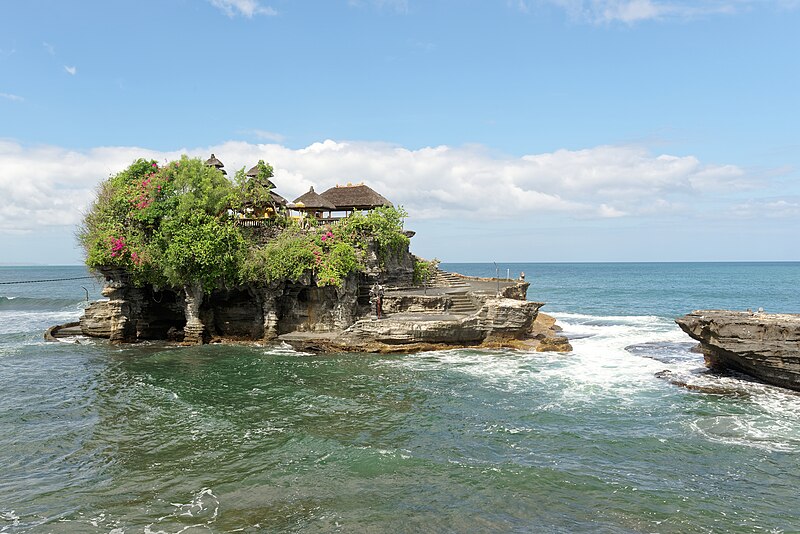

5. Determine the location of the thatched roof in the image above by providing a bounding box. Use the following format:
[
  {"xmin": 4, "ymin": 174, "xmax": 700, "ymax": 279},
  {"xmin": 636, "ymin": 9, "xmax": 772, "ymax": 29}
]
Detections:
[
  {"xmin": 271, "ymin": 192, "xmax": 288, "ymax": 206},
  {"xmin": 246, "ymin": 164, "xmax": 276, "ymax": 188},
  {"xmin": 319, "ymin": 183, "xmax": 392, "ymax": 211},
  {"xmin": 240, "ymin": 191, "xmax": 287, "ymax": 208},
  {"xmin": 292, "ymin": 187, "xmax": 336, "ymax": 211},
  {"xmin": 204, "ymin": 154, "xmax": 226, "ymax": 175}
]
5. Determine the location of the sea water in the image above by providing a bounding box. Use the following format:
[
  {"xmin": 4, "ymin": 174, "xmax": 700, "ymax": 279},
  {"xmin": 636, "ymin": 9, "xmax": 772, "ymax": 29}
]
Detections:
[{"xmin": 1, "ymin": 263, "xmax": 799, "ymax": 533}]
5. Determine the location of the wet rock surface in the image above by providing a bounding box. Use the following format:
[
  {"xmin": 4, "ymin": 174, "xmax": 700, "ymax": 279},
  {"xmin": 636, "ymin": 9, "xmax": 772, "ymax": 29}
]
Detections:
[
  {"xmin": 60, "ymin": 241, "xmax": 570, "ymax": 353},
  {"xmin": 676, "ymin": 310, "xmax": 800, "ymax": 391}
]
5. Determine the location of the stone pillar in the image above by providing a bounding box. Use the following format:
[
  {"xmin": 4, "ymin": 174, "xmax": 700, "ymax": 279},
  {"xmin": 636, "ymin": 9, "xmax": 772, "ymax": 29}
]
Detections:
[
  {"xmin": 183, "ymin": 282, "xmax": 206, "ymax": 344},
  {"xmin": 261, "ymin": 283, "xmax": 283, "ymax": 341},
  {"xmin": 100, "ymin": 269, "xmax": 138, "ymax": 344},
  {"xmin": 332, "ymin": 275, "xmax": 359, "ymax": 330}
]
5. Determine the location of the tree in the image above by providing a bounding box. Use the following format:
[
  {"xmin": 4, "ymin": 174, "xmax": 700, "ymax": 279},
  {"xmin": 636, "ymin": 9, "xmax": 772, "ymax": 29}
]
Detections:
[{"xmin": 233, "ymin": 159, "xmax": 278, "ymax": 216}]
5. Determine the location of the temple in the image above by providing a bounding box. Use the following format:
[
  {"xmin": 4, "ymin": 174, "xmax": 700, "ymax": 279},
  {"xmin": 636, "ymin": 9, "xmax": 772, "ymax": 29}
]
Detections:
[{"xmin": 204, "ymin": 155, "xmax": 393, "ymax": 226}]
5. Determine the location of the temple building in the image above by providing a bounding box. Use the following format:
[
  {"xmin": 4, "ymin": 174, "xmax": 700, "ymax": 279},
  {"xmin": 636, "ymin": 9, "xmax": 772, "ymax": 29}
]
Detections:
[
  {"xmin": 319, "ymin": 183, "xmax": 392, "ymax": 218},
  {"xmin": 291, "ymin": 186, "xmax": 337, "ymax": 220},
  {"xmin": 205, "ymin": 154, "xmax": 393, "ymax": 225},
  {"xmin": 204, "ymin": 154, "xmax": 226, "ymax": 175}
]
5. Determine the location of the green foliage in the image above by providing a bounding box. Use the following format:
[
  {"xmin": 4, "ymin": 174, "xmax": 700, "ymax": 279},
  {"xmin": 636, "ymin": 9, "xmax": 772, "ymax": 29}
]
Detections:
[
  {"xmin": 336, "ymin": 206, "xmax": 410, "ymax": 264},
  {"xmin": 413, "ymin": 257, "xmax": 439, "ymax": 286},
  {"xmin": 79, "ymin": 156, "xmax": 241, "ymax": 288},
  {"xmin": 243, "ymin": 231, "xmax": 317, "ymax": 283},
  {"xmin": 232, "ymin": 159, "xmax": 276, "ymax": 211},
  {"xmin": 80, "ymin": 157, "xmax": 406, "ymax": 292},
  {"xmin": 158, "ymin": 213, "xmax": 246, "ymax": 292},
  {"xmin": 316, "ymin": 241, "xmax": 362, "ymax": 287},
  {"xmin": 243, "ymin": 227, "xmax": 363, "ymax": 287}
]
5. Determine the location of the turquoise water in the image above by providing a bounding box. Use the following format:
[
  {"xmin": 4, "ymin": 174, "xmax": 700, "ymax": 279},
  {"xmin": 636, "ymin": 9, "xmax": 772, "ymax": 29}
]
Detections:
[{"xmin": 1, "ymin": 264, "xmax": 799, "ymax": 533}]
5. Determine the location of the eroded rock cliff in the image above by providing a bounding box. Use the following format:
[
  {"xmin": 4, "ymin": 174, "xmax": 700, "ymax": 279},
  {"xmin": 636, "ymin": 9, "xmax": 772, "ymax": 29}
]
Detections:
[
  {"xmin": 676, "ymin": 310, "xmax": 800, "ymax": 391},
  {"xmin": 68, "ymin": 240, "xmax": 569, "ymax": 353}
]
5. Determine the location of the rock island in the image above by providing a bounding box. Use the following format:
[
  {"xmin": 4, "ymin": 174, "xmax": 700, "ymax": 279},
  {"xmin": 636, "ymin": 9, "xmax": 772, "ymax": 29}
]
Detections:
[{"xmin": 57, "ymin": 155, "xmax": 570, "ymax": 353}]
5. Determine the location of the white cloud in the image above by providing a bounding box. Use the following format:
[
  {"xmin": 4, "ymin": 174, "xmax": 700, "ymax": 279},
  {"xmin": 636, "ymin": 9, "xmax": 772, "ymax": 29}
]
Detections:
[
  {"xmin": 64, "ymin": 65, "xmax": 77, "ymax": 75},
  {"xmin": 209, "ymin": 0, "xmax": 277, "ymax": 17},
  {"xmin": 245, "ymin": 129, "xmax": 286, "ymax": 142},
  {"xmin": 732, "ymin": 198, "xmax": 800, "ymax": 219},
  {"xmin": 536, "ymin": 0, "xmax": 760, "ymax": 23},
  {"xmin": 0, "ymin": 138, "xmax": 767, "ymax": 234},
  {"xmin": 0, "ymin": 92, "xmax": 24, "ymax": 102}
]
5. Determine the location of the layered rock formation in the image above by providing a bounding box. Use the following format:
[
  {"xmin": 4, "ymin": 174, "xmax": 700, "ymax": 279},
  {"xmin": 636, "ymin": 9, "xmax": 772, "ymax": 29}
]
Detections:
[
  {"xmin": 676, "ymin": 310, "xmax": 800, "ymax": 391},
  {"xmin": 62, "ymin": 239, "xmax": 570, "ymax": 353}
]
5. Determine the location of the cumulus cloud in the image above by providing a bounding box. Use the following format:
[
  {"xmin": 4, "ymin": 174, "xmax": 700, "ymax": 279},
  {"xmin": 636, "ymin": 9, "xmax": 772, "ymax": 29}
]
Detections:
[
  {"xmin": 0, "ymin": 138, "xmax": 767, "ymax": 234},
  {"xmin": 209, "ymin": 0, "xmax": 277, "ymax": 17}
]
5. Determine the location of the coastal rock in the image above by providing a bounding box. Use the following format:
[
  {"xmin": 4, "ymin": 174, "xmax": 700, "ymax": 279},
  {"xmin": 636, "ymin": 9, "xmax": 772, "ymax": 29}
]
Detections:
[
  {"xmin": 65, "ymin": 240, "xmax": 570, "ymax": 354},
  {"xmin": 676, "ymin": 310, "xmax": 800, "ymax": 391},
  {"xmin": 528, "ymin": 313, "xmax": 573, "ymax": 352},
  {"xmin": 318, "ymin": 297, "xmax": 543, "ymax": 352},
  {"xmin": 80, "ymin": 300, "xmax": 113, "ymax": 338},
  {"xmin": 381, "ymin": 293, "xmax": 451, "ymax": 314}
]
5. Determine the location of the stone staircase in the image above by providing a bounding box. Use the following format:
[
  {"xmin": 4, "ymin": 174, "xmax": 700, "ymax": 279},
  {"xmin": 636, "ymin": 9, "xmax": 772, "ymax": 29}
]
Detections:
[
  {"xmin": 448, "ymin": 291, "xmax": 477, "ymax": 314},
  {"xmin": 433, "ymin": 268, "xmax": 469, "ymax": 288}
]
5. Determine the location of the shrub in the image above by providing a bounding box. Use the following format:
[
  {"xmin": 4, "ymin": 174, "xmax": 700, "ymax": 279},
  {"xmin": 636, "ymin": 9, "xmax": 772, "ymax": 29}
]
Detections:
[{"xmin": 413, "ymin": 258, "xmax": 439, "ymax": 286}]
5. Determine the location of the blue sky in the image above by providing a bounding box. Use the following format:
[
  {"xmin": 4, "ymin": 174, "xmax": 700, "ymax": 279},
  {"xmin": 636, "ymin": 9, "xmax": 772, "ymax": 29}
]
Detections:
[{"xmin": 1, "ymin": 0, "xmax": 799, "ymax": 263}]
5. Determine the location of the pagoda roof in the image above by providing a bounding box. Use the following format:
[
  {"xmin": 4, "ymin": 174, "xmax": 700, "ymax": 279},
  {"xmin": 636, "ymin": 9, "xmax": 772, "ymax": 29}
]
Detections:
[
  {"xmin": 204, "ymin": 154, "xmax": 226, "ymax": 175},
  {"xmin": 246, "ymin": 164, "xmax": 276, "ymax": 188}
]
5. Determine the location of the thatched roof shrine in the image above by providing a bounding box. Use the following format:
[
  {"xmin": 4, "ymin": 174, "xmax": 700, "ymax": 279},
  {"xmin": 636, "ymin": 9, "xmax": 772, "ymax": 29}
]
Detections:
[
  {"xmin": 319, "ymin": 183, "xmax": 392, "ymax": 211},
  {"xmin": 292, "ymin": 187, "xmax": 336, "ymax": 211},
  {"xmin": 246, "ymin": 163, "xmax": 276, "ymax": 188},
  {"xmin": 204, "ymin": 154, "xmax": 227, "ymax": 175},
  {"xmin": 270, "ymin": 192, "xmax": 289, "ymax": 206}
]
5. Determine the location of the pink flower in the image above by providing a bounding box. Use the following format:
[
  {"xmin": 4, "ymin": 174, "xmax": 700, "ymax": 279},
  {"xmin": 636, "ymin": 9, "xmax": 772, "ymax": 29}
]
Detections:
[{"xmin": 321, "ymin": 235, "xmax": 327, "ymax": 242}]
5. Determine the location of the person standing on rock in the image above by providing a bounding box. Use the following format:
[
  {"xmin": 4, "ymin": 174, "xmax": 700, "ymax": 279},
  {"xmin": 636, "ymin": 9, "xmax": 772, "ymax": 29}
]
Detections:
[{"xmin": 370, "ymin": 282, "xmax": 385, "ymax": 319}]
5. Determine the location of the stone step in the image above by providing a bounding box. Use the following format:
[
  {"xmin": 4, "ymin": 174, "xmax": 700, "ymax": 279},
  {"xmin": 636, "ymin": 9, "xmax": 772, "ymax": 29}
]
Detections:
[
  {"xmin": 432, "ymin": 269, "xmax": 469, "ymax": 288},
  {"xmin": 448, "ymin": 292, "xmax": 476, "ymax": 313}
]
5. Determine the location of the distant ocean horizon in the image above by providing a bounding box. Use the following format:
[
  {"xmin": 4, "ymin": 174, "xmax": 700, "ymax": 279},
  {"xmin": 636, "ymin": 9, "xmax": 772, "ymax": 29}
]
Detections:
[{"xmin": 1, "ymin": 262, "xmax": 799, "ymax": 532}]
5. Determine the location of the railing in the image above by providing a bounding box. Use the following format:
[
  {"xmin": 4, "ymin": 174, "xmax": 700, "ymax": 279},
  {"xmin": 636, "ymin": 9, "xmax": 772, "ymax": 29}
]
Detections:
[{"xmin": 234, "ymin": 218, "xmax": 272, "ymax": 228}]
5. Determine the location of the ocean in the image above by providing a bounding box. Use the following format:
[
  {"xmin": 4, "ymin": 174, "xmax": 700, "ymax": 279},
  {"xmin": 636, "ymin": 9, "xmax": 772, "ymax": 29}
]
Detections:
[{"xmin": 1, "ymin": 262, "xmax": 799, "ymax": 533}]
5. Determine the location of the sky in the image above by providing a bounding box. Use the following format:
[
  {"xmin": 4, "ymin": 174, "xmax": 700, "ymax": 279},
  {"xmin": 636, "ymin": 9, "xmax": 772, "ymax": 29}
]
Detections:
[{"xmin": 1, "ymin": 0, "xmax": 799, "ymax": 264}]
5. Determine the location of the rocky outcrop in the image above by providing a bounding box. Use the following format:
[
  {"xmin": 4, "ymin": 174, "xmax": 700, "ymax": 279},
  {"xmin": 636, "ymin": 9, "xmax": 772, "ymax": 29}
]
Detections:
[
  {"xmin": 80, "ymin": 300, "xmax": 113, "ymax": 338},
  {"xmin": 527, "ymin": 313, "xmax": 573, "ymax": 352},
  {"xmin": 65, "ymin": 239, "xmax": 570, "ymax": 354},
  {"xmin": 279, "ymin": 298, "xmax": 546, "ymax": 353},
  {"xmin": 99, "ymin": 269, "xmax": 145, "ymax": 343},
  {"xmin": 381, "ymin": 293, "xmax": 451, "ymax": 314},
  {"xmin": 676, "ymin": 310, "xmax": 800, "ymax": 391}
]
